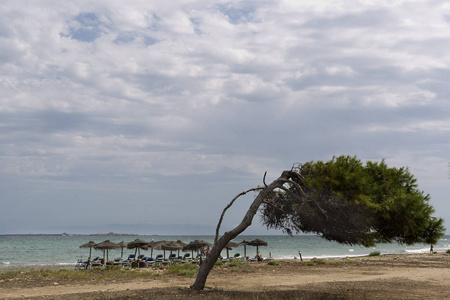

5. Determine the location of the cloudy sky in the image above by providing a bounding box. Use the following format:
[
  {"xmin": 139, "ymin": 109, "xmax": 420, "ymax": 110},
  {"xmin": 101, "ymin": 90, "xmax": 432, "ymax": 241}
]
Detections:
[{"xmin": 1, "ymin": 0, "xmax": 449, "ymax": 235}]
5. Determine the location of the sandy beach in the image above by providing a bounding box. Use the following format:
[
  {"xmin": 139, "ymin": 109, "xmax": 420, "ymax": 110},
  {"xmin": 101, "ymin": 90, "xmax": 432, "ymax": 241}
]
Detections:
[{"xmin": 1, "ymin": 252, "xmax": 450, "ymax": 299}]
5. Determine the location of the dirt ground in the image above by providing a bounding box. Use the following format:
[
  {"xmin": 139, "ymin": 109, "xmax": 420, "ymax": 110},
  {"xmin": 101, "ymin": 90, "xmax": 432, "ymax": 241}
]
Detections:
[{"xmin": 1, "ymin": 253, "xmax": 450, "ymax": 299}]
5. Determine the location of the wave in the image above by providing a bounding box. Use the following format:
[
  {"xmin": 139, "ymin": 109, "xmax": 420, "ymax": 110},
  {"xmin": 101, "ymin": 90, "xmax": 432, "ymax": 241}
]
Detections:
[
  {"xmin": 404, "ymin": 247, "xmax": 430, "ymax": 254},
  {"xmin": 274, "ymin": 253, "xmax": 367, "ymax": 260}
]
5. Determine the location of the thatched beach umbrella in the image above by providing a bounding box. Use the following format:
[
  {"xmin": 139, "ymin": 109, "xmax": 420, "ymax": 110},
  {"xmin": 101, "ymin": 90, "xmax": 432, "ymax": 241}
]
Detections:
[
  {"xmin": 117, "ymin": 241, "xmax": 128, "ymax": 258},
  {"xmin": 149, "ymin": 240, "xmax": 169, "ymax": 259},
  {"xmin": 161, "ymin": 241, "xmax": 183, "ymax": 259},
  {"xmin": 94, "ymin": 240, "xmax": 119, "ymax": 263},
  {"xmin": 176, "ymin": 240, "xmax": 187, "ymax": 257},
  {"xmin": 127, "ymin": 239, "xmax": 148, "ymax": 259},
  {"xmin": 182, "ymin": 241, "xmax": 200, "ymax": 258},
  {"xmin": 225, "ymin": 241, "xmax": 240, "ymax": 259},
  {"xmin": 240, "ymin": 240, "xmax": 250, "ymax": 258},
  {"xmin": 147, "ymin": 240, "xmax": 163, "ymax": 258},
  {"xmin": 79, "ymin": 241, "xmax": 97, "ymax": 260},
  {"xmin": 151, "ymin": 240, "xmax": 180, "ymax": 259},
  {"xmin": 183, "ymin": 240, "xmax": 212, "ymax": 258},
  {"xmin": 248, "ymin": 239, "xmax": 268, "ymax": 256}
]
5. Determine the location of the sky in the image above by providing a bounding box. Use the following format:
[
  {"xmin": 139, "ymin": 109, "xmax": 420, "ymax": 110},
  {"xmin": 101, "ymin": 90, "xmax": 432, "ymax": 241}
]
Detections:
[{"xmin": 1, "ymin": 0, "xmax": 449, "ymax": 235}]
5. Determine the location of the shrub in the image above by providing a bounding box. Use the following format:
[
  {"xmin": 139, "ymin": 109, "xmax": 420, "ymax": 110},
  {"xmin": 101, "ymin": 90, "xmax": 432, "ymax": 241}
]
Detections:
[
  {"xmin": 267, "ymin": 260, "xmax": 279, "ymax": 266},
  {"xmin": 105, "ymin": 265, "xmax": 122, "ymax": 271},
  {"xmin": 214, "ymin": 259, "xmax": 222, "ymax": 266},
  {"xmin": 167, "ymin": 263, "xmax": 199, "ymax": 277},
  {"xmin": 446, "ymin": 249, "xmax": 450, "ymax": 254},
  {"xmin": 368, "ymin": 251, "xmax": 381, "ymax": 257}
]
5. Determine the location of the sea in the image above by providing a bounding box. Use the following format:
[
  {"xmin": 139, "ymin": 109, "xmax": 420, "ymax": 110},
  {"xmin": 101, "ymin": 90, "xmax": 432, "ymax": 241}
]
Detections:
[{"xmin": 1, "ymin": 234, "xmax": 449, "ymax": 268}]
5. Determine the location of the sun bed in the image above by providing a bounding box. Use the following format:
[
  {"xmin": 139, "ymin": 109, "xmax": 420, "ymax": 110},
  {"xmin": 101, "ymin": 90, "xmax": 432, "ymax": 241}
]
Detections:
[
  {"xmin": 181, "ymin": 253, "xmax": 192, "ymax": 263},
  {"xmin": 143, "ymin": 257, "xmax": 155, "ymax": 266},
  {"xmin": 91, "ymin": 257, "xmax": 103, "ymax": 267},
  {"xmin": 75, "ymin": 259, "xmax": 88, "ymax": 270}
]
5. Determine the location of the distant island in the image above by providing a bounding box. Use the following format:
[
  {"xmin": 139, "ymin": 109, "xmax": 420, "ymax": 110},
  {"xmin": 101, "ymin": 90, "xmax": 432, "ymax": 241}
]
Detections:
[{"xmin": 62, "ymin": 232, "xmax": 138, "ymax": 236}]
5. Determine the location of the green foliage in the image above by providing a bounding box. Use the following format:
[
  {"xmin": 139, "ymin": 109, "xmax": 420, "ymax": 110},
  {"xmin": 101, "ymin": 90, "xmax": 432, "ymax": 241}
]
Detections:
[
  {"xmin": 447, "ymin": 249, "xmax": 450, "ymax": 254},
  {"xmin": 267, "ymin": 260, "xmax": 279, "ymax": 266},
  {"xmin": 214, "ymin": 259, "xmax": 222, "ymax": 266},
  {"xmin": 313, "ymin": 258, "xmax": 327, "ymax": 264},
  {"xmin": 226, "ymin": 259, "xmax": 248, "ymax": 267},
  {"xmin": 167, "ymin": 263, "xmax": 199, "ymax": 277},
  {"xmin": 368, "ymin": 251, "xmax": 380, "ymax": 257},
  {"xmin": 0, "ymin": 268, "xmax": 159, "ymax": 281},
  {"xmin": 104, "ymin": 265, "xmax": 122, "ymax": 271},
  {"xmin": 261, "ymin": 155, "xmax": 445, "ymax": 247}
]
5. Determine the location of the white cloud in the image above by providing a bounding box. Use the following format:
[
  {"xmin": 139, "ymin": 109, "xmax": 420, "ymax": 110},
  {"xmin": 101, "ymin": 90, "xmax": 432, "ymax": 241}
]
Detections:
[{"xmin": 1, "ymin": 0, "xmax": 450, "ymax": 234}]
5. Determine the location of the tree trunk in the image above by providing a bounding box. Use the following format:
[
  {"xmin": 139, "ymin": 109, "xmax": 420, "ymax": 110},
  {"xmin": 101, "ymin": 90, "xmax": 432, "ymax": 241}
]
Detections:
[{"xmin": 190, "ymin": 171, "xmax": 292, "ymax": 290}]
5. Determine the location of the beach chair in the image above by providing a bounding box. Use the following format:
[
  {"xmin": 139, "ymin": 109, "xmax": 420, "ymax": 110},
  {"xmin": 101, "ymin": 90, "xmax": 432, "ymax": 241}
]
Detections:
[
  {"xmin": 182, "ymin": 253, "xmax": 191, "ymax": 263},
  {"xmin": 127, "ymin": 254, "xmax": 135, "ymax": 261},
  {"xmin": 154, "ymin": 254, "xmax": 164, "ymax": 265},
  {"xmin": 91, "ymin": 257, "xmax": 102, "ymax": 268},
  {"xmin": 248, "ymin": 256, "xmax": 258, "ymax": 262},
  {"xmin": 144, "ymin": 257, "xmax": 155, "ymax": 266},
  {"xmin": 75, "ymin": 259, "xmax": 88, "ymax": 270},
  {"xmin": 113, "ymin": 258, "xmax": 128, "ymax": 267},
  {"xmin": 169, "ymin": 253, "xmax": 180, "ymax": 264}
]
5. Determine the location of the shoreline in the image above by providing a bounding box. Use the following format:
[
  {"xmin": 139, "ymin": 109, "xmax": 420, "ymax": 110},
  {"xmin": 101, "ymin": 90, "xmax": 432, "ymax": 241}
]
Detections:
[
  {"xmin": 1, "ymin": 252, "xmax": 450, "ymax": 299},
  {"xmin": 0, "ymin": 249, "xmax": 436, "ymax": 270}
]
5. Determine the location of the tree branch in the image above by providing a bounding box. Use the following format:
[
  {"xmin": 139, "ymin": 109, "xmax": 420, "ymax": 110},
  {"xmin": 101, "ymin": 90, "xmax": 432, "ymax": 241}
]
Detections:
[
  {"xmin": 263, "ymin": 171, "xmax": 268, "ymax": 187},
  {"xmin": 262, "ymin": 200, "xmax": 290, "ymax": 215},
  {"xmin": 214, "ymin": 187, "xmax": 263, "ymax": 243}
]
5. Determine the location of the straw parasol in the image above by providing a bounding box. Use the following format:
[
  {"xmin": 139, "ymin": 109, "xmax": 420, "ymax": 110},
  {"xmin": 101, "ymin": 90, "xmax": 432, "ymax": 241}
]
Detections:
[
  {"xmin": 248, "ymin": 239, "xmax": 268, "ymax": 256},
  {"xmin": 161, "ymin": 241, "xmax": 183, "ymax": 259},
  {"xmin": 116, "ymin": 241, "xmax": 128, "ymax": 258},
  {"xmin": 182, "ymin": 240, "xmax": 212, "ymax": 258},
  {"xmin": 176, "ymin": 240, "xmax": 187, "ymax": 257},
  {"xmin": 240, "ymin": 240, "xmax": 250, "ymax": 258},
  {"xmin": 146, "ymin": 240, "xmax": 160, "ymax": 258},
  {"xmin": 94, "ymin": 240, "xmax": 119, "ymax": 263},
  {"xmin": 152, "ymin": 240, "xmax": 180, "ymax": 259},
  {"xmin": 225, "ymin": 241, "xmax": 240, "ymax": 259},
  {"xmin": 79, "ymin": 241, "xmax": 97, "ymax": 260},
  {"xmin": 127, "ymin": 239, "xmax": 148, "ymax": 259}
]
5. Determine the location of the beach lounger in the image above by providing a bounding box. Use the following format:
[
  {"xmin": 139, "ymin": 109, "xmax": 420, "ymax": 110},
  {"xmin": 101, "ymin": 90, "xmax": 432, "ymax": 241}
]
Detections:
[
  {"xmin": 154, "ymin": 254, "xmax": 164, "ymax": 265},
  {"xmin": 112, "ymin": 258, "xmax": 128, "ymax": 267},
  {"xmin": 75, "ymin": 259, "xmax": 88, "ymax": 270},
  {"xmin": 232, "ymin": 253, "xmax": 241, "ymax": 260},
  {"xmin": 144, "ymin": 257, "xmax": 155, "ymax": 266},
  {"xmin": 91, "ymin": 257, "xmax": 103, "ymax": 268},
  {"xmin": 181, "ymin": 253, "xmax": 191, "ymax": 263},
  {"xmin": 127, "ymin": 254, "xmax": 135, "ymax": 261}
]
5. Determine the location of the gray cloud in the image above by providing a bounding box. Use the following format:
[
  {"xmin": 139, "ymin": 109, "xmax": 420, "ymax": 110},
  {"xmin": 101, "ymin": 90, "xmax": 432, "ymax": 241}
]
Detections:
[{"xmin": 1, "ymin": 0, "xmax": 449, "ymax": 234}]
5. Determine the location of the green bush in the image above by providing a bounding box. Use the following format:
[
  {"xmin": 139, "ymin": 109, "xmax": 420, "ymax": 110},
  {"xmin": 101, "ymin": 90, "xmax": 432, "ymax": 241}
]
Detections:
[
  {"xmin": 167, "ymin": 263, "xmax": 199, "ymax": 277},
  {"xmin": 227, "ymin": 259, "xmax": 248, "ymax": 267},
  {"xmin": 214, "ymin": 259, "xmax": 222, "ymax": 266},
  {"xmin": 368, "ymin": 251, "xmax": 381, "ymax": 257},
  {"xmin": 446, "ymin": 249, "xmax": 450, "ymax": 254},
  {"xmin": 105, "ymin": 265, "xmax": 122, "ymax": 271},
  {"xmin": 267, "ymin": 260, "xmax": 279, "ymax": 266}
]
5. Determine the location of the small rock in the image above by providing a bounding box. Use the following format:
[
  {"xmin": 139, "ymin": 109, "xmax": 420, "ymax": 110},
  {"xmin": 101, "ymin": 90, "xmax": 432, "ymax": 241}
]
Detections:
[{"xmin": 53, "ymin": 282, "xmax": 59, "ymax": 286}]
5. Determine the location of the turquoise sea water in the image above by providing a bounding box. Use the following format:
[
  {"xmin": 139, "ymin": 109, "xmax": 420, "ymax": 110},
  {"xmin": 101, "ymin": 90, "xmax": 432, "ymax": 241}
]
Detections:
[{"xmin": 1, "ymin": 234, "xmax": 449, "ymax": 268}]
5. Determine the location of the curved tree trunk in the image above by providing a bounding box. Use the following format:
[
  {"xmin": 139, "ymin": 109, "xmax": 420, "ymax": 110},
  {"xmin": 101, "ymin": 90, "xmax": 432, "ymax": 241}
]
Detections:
[{"xmin": 190, "ymin": 171, "xmax": 293, "ymax": 290}]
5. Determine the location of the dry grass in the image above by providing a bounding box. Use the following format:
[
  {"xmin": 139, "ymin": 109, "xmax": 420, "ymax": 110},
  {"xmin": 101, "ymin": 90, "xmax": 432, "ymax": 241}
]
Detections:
[{"xmin": 33, "ymin": 286, "xmax": 348, "ymax": 300}]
